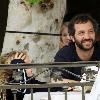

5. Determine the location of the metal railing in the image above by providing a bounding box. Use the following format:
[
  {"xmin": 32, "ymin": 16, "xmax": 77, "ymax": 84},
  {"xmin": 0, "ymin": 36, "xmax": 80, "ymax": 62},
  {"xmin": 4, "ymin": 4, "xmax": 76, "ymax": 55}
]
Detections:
[{"xmin": 0, "ymin": 61, "xmax": 99, "ymax": 100}]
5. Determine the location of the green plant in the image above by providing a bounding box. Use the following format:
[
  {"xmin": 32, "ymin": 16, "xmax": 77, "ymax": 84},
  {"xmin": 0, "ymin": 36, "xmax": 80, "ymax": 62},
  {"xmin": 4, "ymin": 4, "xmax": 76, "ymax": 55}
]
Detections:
[{"xmin": 25, "ymin": 0, "xmax": 42, "ymax": 5}]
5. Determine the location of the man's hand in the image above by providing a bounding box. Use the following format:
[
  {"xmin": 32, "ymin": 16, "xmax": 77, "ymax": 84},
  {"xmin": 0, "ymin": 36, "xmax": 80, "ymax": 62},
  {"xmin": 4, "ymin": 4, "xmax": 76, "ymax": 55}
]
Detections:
[
  {"xmin": 50, "ymin": 78, "xmax": 79, "ymax": 91},
  {"xmin": 51, "ymin": 78, "xmax": 78, "ymax": 83}
]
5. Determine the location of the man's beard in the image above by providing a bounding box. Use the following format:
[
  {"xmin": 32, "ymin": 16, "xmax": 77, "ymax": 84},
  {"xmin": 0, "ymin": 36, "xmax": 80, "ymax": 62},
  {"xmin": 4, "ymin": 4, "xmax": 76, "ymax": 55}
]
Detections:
[{"xmin": 74, "ymin": 38, "xmax": 95, "ymax": 51}]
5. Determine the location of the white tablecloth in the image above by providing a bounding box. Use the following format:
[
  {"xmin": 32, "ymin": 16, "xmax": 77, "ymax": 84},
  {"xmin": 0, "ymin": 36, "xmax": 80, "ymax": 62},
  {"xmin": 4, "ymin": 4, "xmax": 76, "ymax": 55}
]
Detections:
[
  {"xmin": 88, "ymin": 69, "xmax": 100, "ymax": 100},
  {"xmin": 23, "ymin": 92, "xmax": 90, "ymax": 100}
]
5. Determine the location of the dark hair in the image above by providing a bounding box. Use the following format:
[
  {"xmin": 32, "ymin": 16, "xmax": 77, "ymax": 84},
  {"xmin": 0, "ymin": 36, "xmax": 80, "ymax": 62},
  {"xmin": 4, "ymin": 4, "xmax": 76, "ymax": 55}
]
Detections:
[{"xmin": 68, "ymin": 14, "xmax": 98, "ymax": 36}]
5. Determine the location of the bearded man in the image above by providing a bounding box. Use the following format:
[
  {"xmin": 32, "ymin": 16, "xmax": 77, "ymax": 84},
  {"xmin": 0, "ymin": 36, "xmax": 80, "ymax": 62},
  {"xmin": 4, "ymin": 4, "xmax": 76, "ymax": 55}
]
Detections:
[{"xmin": 53, "ymin": 14, "xmax": 100, "ymax": 82}]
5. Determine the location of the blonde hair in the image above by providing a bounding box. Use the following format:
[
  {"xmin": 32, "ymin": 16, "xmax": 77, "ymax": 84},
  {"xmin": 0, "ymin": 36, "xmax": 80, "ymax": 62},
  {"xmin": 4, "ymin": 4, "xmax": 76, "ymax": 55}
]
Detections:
[
  {"xmin": 60, "ymin": 22, "xmax": 69, "ymax": 42},
  {"xmin": 0, "ymin": 51, "xmax": 27, "ymax": 64},
  {"xmin": 59, "ymin": 22, "xmax": 70, "ymax": 48}
]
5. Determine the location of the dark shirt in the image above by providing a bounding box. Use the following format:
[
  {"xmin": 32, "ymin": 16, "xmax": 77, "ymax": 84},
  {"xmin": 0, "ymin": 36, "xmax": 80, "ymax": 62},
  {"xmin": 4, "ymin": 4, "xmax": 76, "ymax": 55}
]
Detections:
[{"xmin": 54, "ymin": 42, "xmax": 100, "ymax": 81}]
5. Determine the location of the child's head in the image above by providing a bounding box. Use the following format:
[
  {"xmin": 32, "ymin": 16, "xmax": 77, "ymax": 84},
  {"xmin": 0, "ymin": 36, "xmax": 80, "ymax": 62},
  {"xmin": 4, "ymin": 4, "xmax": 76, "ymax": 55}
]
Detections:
[{"xmin": 59, "ymin": 22, "xmax": 72, "ymax": 48}]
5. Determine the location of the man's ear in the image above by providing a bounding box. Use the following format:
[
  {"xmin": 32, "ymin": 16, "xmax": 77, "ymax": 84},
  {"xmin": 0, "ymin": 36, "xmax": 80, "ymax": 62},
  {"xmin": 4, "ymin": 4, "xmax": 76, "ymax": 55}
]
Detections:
[{"xmin": 70, "ymin": 36, "xmax": 75, "ymax": 42}]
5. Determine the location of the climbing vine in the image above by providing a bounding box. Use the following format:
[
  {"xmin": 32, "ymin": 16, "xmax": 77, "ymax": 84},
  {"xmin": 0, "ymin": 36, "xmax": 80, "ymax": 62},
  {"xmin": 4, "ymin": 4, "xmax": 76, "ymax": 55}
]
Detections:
[
  {"xmin": 22, "ymin": 0, "xmax": 54, "ymax": 12},
  {"xmin": 25, "ymin": 0, "xmax": 42, "ymax": 5}
]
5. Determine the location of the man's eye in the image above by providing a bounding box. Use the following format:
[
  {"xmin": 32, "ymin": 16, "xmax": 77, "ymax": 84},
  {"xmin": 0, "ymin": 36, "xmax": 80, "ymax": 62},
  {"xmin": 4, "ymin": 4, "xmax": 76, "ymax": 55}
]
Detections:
[
  {"xmin": 78, "ymin": 31, "xmax": 84, "ymax": 35},
  {"xmin": 89, "ymin": 30, "xmax": 94, "ymax": 33}
]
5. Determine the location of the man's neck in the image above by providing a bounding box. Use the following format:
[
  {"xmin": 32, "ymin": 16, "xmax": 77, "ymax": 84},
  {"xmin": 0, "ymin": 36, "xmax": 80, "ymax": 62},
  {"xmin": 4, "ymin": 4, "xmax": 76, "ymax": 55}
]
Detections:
[{"xmin": 75, "ymin": 45, "xmax": 94, "ymax": 61}]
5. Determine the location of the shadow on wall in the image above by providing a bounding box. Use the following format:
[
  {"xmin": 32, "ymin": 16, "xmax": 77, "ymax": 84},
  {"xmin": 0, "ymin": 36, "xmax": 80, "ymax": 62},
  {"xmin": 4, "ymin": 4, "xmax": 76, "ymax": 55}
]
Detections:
[{"xmin": 0, "ymin": 0, "xmax": 9, "ymax": 52}]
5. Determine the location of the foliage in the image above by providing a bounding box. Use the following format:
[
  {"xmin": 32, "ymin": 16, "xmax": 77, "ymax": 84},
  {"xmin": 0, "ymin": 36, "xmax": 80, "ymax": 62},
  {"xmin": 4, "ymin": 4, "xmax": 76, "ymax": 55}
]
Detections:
[{"xmin": 25, "ymin": 0, "xmax": 42, "ymax": 5}]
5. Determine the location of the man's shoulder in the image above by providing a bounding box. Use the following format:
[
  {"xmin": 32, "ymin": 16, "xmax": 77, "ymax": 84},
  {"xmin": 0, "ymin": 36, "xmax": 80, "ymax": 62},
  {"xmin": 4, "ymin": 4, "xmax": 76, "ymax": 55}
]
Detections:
[
  {"xmin": 54, "ymin": 43, "xmax": 75, "ymax": 62},
  {"xmin": 94, "ymin": 41, "xmax": 100, "ymax": 50},
  {"xmin": 58, "ymin": 43, "xmax": 75, "ymax": 55},
  {"xmin": 92, "ymin": 41, "xmax": 100, "ymax": 60}
]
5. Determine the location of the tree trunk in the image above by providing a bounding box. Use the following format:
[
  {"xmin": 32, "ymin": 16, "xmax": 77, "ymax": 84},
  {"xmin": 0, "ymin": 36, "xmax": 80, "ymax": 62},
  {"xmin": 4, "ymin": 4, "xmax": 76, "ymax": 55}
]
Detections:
[{"xmin": 2, "ymin": 0, "xmax": 66, "ymax": 81}]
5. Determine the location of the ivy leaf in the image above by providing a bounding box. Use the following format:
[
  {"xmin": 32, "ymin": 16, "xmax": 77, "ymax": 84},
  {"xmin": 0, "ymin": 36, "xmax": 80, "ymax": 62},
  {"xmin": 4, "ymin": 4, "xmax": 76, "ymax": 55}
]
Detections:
[{"xmin": 25, "ymin": 0, "xmax": 42, "ymax": 5}]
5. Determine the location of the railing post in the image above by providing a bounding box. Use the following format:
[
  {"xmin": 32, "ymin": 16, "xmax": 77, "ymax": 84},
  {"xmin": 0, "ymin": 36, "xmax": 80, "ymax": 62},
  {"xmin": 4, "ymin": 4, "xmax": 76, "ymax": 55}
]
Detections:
[
  {"xmin": 48, "ymin": 88, "xmax": 51, "ymax": 100},
  {"xmin": 82, "ymin": 86, "xmax": 85, "ymax": 100},
  {"xmin": 31, "ymin": 88, "xmax": 33, "ymax": 100},
  {"xmin": 11, "ymin": 89, "xmax": 17, "ymax": 100},
  {"xmin": 0, "ymin": 89, "xmax": 6, "ymax": 100},
  {"xmin": 63, "ymin": 86, "xmax": 69, "ymax": 100}
]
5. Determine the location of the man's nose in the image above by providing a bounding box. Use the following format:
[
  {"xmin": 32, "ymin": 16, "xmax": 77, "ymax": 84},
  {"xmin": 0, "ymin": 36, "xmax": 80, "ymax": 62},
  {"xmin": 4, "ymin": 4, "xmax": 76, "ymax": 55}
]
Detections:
[{"xmin": 84, "ymin": 33, "xmax": 90, "ymax": 39}]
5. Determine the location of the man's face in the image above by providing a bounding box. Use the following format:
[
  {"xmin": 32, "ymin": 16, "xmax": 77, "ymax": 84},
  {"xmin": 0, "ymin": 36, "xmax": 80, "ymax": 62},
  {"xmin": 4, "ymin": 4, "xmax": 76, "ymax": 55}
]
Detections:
[{"xmin": 73, "ymin": 21, "xmax": 96, "ymax": 51}]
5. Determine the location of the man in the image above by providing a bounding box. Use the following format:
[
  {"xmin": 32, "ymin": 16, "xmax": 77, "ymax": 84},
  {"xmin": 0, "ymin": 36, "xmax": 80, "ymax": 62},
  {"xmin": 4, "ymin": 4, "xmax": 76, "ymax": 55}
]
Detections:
[{"xmin": 52, "ymin": 14, "xmax": 100, "ymax": 83}]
